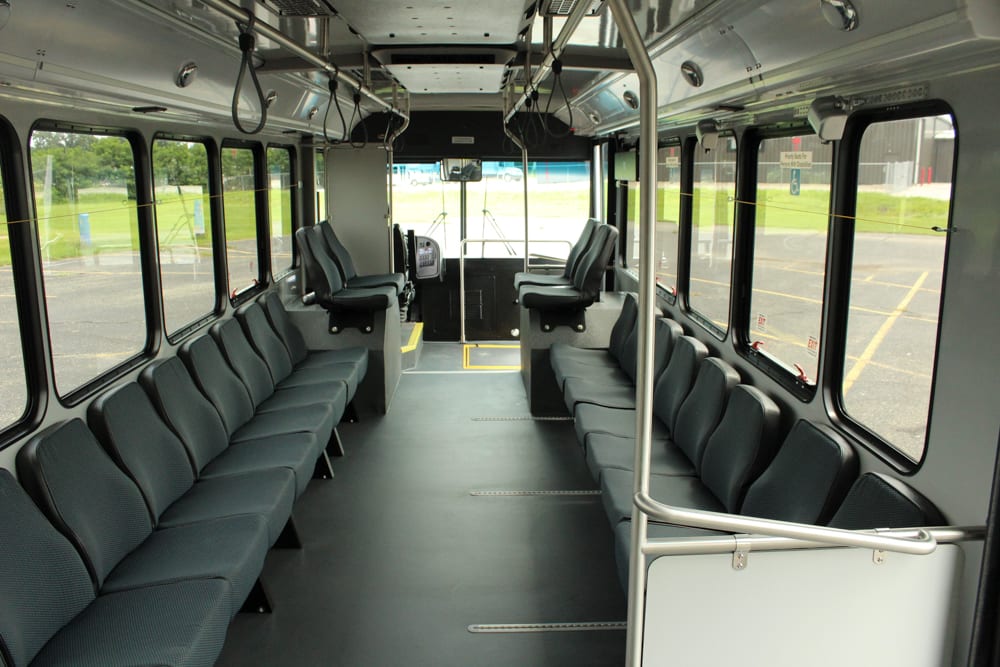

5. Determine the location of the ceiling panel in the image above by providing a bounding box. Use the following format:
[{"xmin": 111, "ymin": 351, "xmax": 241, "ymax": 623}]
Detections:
[{"xmin": 331, "ymin": 0, "xmax": 533, "ymax": 45}]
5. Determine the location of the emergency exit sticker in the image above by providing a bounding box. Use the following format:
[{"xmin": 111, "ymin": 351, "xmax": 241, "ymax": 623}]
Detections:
[
  {"xmin": 756, "ymin": 313, "xmax": 767, "ymax": 332},
  {"xmin": 806, "ymin": 336, "xmax": 819, "ymax": 357}
]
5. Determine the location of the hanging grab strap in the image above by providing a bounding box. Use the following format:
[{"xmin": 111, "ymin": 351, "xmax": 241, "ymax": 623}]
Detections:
[{"xmin": 231, "ymin": 11, "xmax": 269, "ymax": 135}]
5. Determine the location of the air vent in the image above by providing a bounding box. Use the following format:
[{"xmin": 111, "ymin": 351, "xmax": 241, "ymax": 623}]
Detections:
[
  {"xmin": 541, "ymin": 0, "xmax": 605, "ymax": 17},
  {"xmin": 266, "ymin": 0, "xmax": 337, "ymax": 17}
]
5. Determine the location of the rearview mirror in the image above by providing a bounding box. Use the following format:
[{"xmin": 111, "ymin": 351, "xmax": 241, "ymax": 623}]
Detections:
[{"xmin": 440, "ymin": 158, "xmax": 482, "ymax": 182}]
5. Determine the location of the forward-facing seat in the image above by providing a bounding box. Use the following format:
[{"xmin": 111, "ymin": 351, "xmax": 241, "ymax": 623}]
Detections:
[
  {"xmin": 297, "ymin": 225, "xmax": 397, "ymax": 333},
  {"xmin": 318, "ymin": 220, "xmax": 406, "ymax": 295},
  {"xmin": 513, "ymin": 218, "xmax": 598, "ymax": 290},
  {"xmin": 518, "ymin": 224, "xmax": 619, "ymax": 331}
]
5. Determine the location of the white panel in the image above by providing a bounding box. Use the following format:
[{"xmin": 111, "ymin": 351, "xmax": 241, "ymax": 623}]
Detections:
[
  {"xmin": 643, "ymin": 546, "xmax": 963, "ymax": 666},
  {"xmin": 328, "ymin": 145, "xmax": 390, "ymax": 274}
]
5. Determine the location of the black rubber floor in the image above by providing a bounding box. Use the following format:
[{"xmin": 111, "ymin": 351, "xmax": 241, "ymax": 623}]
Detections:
[{"xmin": 216, "ymin": 351, "xmax": 626, "ymax": 666}]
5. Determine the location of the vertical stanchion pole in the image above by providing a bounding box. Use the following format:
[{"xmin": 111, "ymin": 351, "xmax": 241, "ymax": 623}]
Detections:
[{"xmin": 606, "ymin": 1, "xmax": 658, "ymax": 664}]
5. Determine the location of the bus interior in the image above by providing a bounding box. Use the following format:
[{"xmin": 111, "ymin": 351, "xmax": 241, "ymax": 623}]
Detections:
[{"xmin": 0, "ymin": 0, "xmax": 998, "ymax": 665}]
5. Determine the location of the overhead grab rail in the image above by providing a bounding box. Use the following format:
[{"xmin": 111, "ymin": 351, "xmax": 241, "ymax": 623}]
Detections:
[
  {"xmin": 197, "ymin": 0, "xmax": 408, "ymax": 124},
  {"xmin": 503, "ymin": 0, "xmax": 594, "ymax": 124},
  {"xmin": 633, "ymin": 493, "xmax": 948, "ymax": 556}
]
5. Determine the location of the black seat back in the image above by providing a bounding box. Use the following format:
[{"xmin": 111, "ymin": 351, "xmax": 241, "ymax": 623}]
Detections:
[
  {"xmin": 319, "ymin": 220, "xmax": 359, "ymax": 281},
  {"xmin": 609, "ymin": 293, "xmax": 639, "ymax": 365},
  {"xmin": 571, "ymin": 224, "xmax": 618, "ymax": 302},
  {"xmin": 672, "ymin": 357, "xmax": 741, "ymax": 472},
  {"xmin": 740, "ymin": 420, "xmax": 858, "ymax": 524},
  {"xmin": 652, "ymin": 335, "xmax": 710, "ymax": 435},
  {"xmin": 0, "ymin": 469, "xmax": 96, "ymax": 667},
  {"xmin": 828, "ymin": 473, "xmax": 945, "ymax": 529},
  {"xmin": 89, "ymin": 383, "xmax": 198, "ymax": 523},
  {"xmin": 295, "ymin": 226, "xmax": 346, "ymax": 305},
  {"xmin": 699, "ymin": 385, "xmax": 782, "ymax": 512},
  {"xmin": 16, "ymin": 419, "xmax": 155, "ymax": 591},
  {"xmin": 562, "ymin": 218, "xmax": 599, "ymax": 279}
]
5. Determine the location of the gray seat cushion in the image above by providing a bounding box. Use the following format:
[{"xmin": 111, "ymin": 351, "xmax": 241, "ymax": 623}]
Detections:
[
  {"xmin": 584, "ymin": 433, "xmax": 695, "ymax": 483},
  {"xmin": 32, "ymin": 579, "xmax": 231, "ymax": 667},
  {"xmin": 562, "ymin": 318, "xmax": 682, "ymax": 411},
  {"xmin": 102, "ymin": 515, "xmax": 269, "ymax": 619},
  {"xmin": 601, "ymin": 467, "xmax": 724, "ymax": 525},
  {"xmin": 200, "ymin": 432, "xmax": 321, "ymax": 497},
  {"xmin": 158, "ymin": 468, "xmax": 296, "ymax": 546},
  {"xmin": 346, "ymin": 271, "xmax": 406, "ymax": 294},
  {"xmin": 574, "ymin": 402, "xmax": 670, "ymax": 448}
]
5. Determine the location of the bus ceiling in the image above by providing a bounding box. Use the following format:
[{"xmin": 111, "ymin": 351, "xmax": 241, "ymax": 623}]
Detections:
[{"xmin": 0, "ymin": 1, "xmax": 998, "ymax": 140}]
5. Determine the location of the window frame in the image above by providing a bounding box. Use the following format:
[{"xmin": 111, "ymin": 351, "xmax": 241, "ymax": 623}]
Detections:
[
  {"xmin": 28, "ymin": 121, "xmax": 158, "ymax": 406},
  {"xmin": 266, "ymin": 143, "xmax": 298, "ymax": 280},
  {"xmin": 736, "ymin": 124, "xmax": 833, "ymax": 401},
  {"xmin": 152, "ymin": 133, "xmax": 225, "ymax": 344},
  {"xmin": 826, "ymin": 101, "xmax": 957, "ymax": 470},
  {"xmin": 0, "ymin": 115, "xmax": 45, "ymax": 445},
  {"xmin": 220, "ymin": 139, "xmax": 267, "ymax": 305},
  {"xmin": 682, "ymin": 132, "xmax": 738, "ymax": 340}
]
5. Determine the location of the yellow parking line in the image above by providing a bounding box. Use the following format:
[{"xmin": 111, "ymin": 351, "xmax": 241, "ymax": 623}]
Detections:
[{"xmin": 843, "ymin": 271, "xmax": 928, "ymax": 394}]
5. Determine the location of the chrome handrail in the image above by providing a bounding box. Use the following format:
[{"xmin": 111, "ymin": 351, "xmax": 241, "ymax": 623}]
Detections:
[
  {"xmin": 641, "ymin": 526, "xmax": 985, "ymax": 557},
  {"xmin": 634, "ymin": 492, "xmax": 942, "ymax": 556},
  {"xmin": 459, "ymin": 238, "xmax": 573, "ymax": 343}
]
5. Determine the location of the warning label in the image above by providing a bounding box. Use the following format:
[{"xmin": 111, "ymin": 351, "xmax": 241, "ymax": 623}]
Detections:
[
  {"xmin": 756, "ymin": 313, "xmax": 767, "ymax": 332},
  {"xmin": 806, "ymin": 336, "xmax": 819, "ymax": 357}
]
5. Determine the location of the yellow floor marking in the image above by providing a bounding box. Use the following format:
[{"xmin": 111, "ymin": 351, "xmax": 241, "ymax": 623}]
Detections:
[
  {"xmin": 401, "ymin": 322, "xmax": 423, "ymax": 353},
  {"xmin": 843, "ymin": 271, "xmax": 929, "ymax": 394},
  {"xmin": 463, "ymin": 343, "xmax": 521, "ymax": 370}
]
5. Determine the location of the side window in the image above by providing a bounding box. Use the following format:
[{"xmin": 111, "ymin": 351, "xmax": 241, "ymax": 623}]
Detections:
[
  {"xmin": 625, "ymin": 145, "xmax": 681, "ymax": 300},
  {"xmin": 314, "ymin": 149, "xmax": 326, "ymax": 221},
  {"xmin": 840, "ymin": 114, "xmax": 954, "ymax": 461},
  {"xmin": 30, "ymin": 130, "xmax": 147, "ymax": 396},
  {"xmin": 267, "ymin": 146, "xmax": 294, "ymax": 277},
  {"xmin": 152, "ymin": 139, "xmax": 215, "ymax": 335},
  {"xmin": 687, "ymin": 136, "xmax": 737, "ymax": 335},
  {"xmin": 0, "ymin": 143, "xmax": 29, "ymax": 426},
  {"xmin": 748, "ymin": 134, "xmax": 832, "ymax": 384},
  {"xmin": 222, "ymin": 146, "xmax": 260, "ymax": 296}
]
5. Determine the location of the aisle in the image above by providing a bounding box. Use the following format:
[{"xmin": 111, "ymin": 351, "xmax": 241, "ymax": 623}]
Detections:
[{"xmin": 217, "ymin": 345, "xmax": 626, "ymax": 666}]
